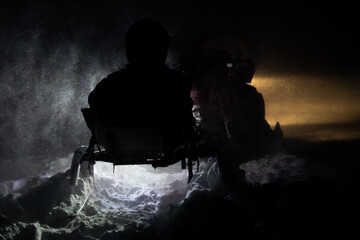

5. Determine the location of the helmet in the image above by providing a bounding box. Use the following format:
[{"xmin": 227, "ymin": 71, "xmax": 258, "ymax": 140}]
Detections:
[{"xmin": 204, "ymin": 37, "xmax": 255, "ymax": 83}]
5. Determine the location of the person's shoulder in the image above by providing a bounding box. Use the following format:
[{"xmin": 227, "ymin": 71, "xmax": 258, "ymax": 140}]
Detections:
[
  {"xmin": 236, "ymin": 83, "xmax": 262, "ymax": 99},
  {"xmin": 95, "ymin": 71, "xmax": 123, "ymax": 87},
  {"xmin": 242, "ymin": 83, "xmax": 260, "ymax": 94},
  {"xmin": 243, "ymin": 84, "xmax": 265, "ymax": 104},
  {"xmin": 104, "ymin": 70, "xmax": 124, "ymax": 81}
]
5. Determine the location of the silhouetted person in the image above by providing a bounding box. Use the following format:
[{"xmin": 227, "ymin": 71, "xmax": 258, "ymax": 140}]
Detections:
[
  {"xmin": 88, "ymin": 19, "xmax": 195, "ymax": 158},
  {"xmin": 185, "ymin": 37, "xmax": 283, "ymax": 190}
]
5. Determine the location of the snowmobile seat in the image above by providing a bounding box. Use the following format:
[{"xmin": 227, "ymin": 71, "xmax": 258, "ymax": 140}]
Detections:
[{"xmin": 75, "ymin": 108, "xmax": 200, "ymax": 182}]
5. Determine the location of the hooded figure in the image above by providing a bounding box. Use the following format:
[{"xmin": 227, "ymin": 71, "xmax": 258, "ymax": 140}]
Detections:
[
  {"xmin": 188, "ymin": 37, "xmax": 283, "ymax": 189},
  {"xmin": 88, "ymin": 19, "xmax": 195, "ymax": 157}
]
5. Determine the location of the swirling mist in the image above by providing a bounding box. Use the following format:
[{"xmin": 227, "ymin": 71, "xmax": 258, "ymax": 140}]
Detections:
[{"xmin": 0, "ymin": 2, "xmax": 130, "ymax": 180}]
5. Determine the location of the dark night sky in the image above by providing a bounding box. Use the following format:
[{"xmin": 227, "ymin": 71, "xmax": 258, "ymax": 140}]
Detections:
[
  {"xmin": 2, "ymin": 1, "xmax": 359, "ymax": 74},
  {"xmin": 0, "ymin": 0, "xmax": 360, "ymax": 179}
]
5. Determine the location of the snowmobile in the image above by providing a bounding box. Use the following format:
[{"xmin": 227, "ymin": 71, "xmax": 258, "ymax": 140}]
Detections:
[{"xmin": 69, "ymin": 107, "xmax": 211, "ymax": 186}]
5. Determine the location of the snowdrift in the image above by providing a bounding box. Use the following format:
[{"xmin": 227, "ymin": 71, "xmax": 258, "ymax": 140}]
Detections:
[{"xmin": 1, "ymin": 151, "xmax": 355, "ymax": 240}]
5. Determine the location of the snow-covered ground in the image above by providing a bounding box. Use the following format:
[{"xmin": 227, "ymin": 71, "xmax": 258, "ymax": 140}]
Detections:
[
  {"xmin": 0, "ymin": 154, "xmax": 218, "ymax": 239},
  {"xmin": 0, "ymin": 149, "xmax": 355, "ymax": 240}
]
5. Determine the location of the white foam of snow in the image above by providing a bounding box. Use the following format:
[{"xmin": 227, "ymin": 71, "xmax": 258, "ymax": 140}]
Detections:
[{"xmin": 90, "ymin": 161, "xmax": 189, "ymax": 214}]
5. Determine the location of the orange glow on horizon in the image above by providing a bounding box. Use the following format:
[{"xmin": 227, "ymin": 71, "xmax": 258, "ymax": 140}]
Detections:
[{"xmin": 251, "ymin": 73, "xmax": 360, "ymax": 141}]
